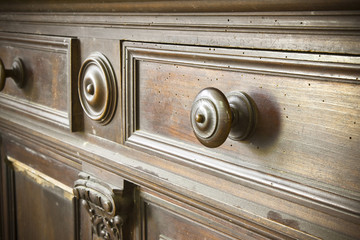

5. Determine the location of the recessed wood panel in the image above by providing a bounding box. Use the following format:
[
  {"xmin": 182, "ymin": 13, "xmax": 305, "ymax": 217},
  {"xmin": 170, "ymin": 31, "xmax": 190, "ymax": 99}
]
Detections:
[
  {"xmin": 9, "ymin": 158, "xmax": 76, "ymax": 240},
  {"xmin": 123, "ymin": 42, "xmax": 360, "ymax": 222},
  {"xmin": 0, "ymin": 32, "xmax": 80, "ymax": 131}
]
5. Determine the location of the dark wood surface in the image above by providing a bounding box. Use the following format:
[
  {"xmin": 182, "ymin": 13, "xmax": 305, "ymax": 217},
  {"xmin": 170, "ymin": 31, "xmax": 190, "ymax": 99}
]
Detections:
[
  {"xmin": 1, "ymin": 0, "xmax": 360, "ymax": 12},
  {"xmin": 0, "ymin": 140, "xmax": 78, "ymax": 240},
  {"xmin": 0, "ymin": 3, "xmax": 359, "ymax": 240},
  {"xmin": 0, "ymin": 33, "xmax": 80, "ymax": 131},
  {"xmin": 125, "ymin": 42, "xmax": 360, "ymax": 196},
  {"xmin": 12, "ymin": 159, "xmax": 75, "ymax": 240}
]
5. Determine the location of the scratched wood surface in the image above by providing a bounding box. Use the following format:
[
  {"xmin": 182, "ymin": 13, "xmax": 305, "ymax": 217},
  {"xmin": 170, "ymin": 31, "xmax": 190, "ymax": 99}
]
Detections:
[
  {"xmin": 132, "ymin": 46, "xmax": 360, "ymax": 196},
  {"xmin": 1, "ymin": 5, "xmax": 360, "ymax": 240},
  {"xmin": 0, "ymin": 33, "xmax": 70, "ymax": 111},
  {"xmin": 10, "ymin": 158, "xmax": 76, "ymax": 240},
  {"xmin": 1, "ymin": 0, "xmax": 360, "ymax": 12}
]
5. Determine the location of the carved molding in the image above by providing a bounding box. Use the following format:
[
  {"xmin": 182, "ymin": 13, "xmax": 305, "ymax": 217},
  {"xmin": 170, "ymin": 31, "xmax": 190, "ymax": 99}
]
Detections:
[{"xmin": 73, "ymin": 172, "xmax": 132, "ymax": 240}]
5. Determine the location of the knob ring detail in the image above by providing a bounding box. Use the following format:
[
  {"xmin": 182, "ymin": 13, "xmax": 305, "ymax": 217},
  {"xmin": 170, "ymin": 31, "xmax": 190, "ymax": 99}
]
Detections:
[
  {"xmin": 190, "ymin": 87, "xmax": 232, "ymax": 148},
  {"xmin": 190, "ymin": 87, "xmax": 257, "ymax": 148},
  {"xmin": 78, "ymin": 52, "xmax": 117, "ymax": 125}
]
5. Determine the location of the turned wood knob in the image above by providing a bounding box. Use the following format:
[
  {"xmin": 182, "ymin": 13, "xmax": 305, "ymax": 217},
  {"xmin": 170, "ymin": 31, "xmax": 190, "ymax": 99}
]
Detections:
[
  {"xmin": 78, "ymin": 52, "xmax": 117, "ymax": 125},
  {"xmin": 0, "ymin": 57, "xmax": 25, "ymax": 91},
  {"xmin": 190, "ymin": 87, "xmax": 257, "ymax": 148}
]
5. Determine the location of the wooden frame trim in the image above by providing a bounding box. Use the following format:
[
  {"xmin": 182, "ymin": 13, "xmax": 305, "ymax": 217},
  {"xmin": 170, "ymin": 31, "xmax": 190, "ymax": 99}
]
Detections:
[{"xmin": 1, "ymin": 0, "xmax": 360, "ymax": 13}]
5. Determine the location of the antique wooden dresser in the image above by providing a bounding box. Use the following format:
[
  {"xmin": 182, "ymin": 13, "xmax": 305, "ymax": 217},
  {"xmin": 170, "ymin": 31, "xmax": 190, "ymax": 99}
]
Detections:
[{"xmin": 1, "ymin": 1, "xmax": 359, "ymax": 239}]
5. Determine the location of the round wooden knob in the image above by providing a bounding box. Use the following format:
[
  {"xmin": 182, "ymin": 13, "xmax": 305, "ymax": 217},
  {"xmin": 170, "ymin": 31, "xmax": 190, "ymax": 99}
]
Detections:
[
  {"xmin": 190, "ymin": 87, "xmax": 257, "ymax": 148},
  {"xmin": 0, "ymin": 57, "xmax": 25, "ymax": 91},
  {"xmin": 78, "ymin": 52, "xmax": 117, "ymax": 125}
]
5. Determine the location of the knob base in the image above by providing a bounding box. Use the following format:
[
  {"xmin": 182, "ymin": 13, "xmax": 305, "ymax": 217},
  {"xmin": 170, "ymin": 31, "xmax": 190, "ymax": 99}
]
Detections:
[{"xmin": 227, "ymin": 91, "xmax": 257, "ymax": 141}]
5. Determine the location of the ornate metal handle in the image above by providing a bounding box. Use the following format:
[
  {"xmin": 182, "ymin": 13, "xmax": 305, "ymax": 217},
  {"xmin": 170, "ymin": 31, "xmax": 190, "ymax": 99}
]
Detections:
[
  {"xmin": 190, "ymin": 87, "xmax": 257, "ymax": 148},
  {"xmin": 0, "ymin": 57, "xmax": 25, "ymax": 91}
]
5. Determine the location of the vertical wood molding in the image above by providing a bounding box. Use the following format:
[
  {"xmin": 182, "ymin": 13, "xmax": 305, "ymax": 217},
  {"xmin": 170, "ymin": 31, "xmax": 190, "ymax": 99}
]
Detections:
[{"xmin": 0, "ymin": 154, "xmax": 17, "ymax": 240}]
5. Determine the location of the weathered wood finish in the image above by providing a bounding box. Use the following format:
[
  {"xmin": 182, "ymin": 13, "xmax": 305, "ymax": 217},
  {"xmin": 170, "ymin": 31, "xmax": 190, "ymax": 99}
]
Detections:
[
  {"xmin": 1, "ymin": 13, "xmax": 360, "ymax": 55},
  {"xmin": 10, "ymin": 158, "xmax": 76, "ymax": 240},
  {"xmin": 0, "ymin": 33, "xmax": 81, "ymax": 131},
  {"xmin": 79, "ymin": 38, "xmax": 123, "ymax": 144},
  {"xmin": 1, "ymin": 0, "xmax": 360, "ymax": 12},
  {"xmin": 124, "ymin": 41, "xmax": 360, "ymax": 200},
  {"xmin": 1, "ymin": 3, "xmax": 360, "ymax": 240},
  {"xmin": 140, "ymin": 188, "xmax": 284, "ymax": 240}
]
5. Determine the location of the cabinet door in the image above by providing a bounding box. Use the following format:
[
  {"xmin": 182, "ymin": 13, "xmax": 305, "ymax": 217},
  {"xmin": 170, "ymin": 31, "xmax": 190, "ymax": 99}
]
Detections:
[
  {"xmin": 0, "ymin": 137, "xmax": 79, "ymax": 240},
  {"xmin": 140, "ymin": 189, "xmax": 269, "ymax": 240}
]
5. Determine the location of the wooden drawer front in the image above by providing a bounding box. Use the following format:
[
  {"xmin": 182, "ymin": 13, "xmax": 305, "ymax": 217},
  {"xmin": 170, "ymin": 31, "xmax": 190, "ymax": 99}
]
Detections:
[
  {"xmin": 0, "ymin": 32, "xmax": 79, "ymax": 131},
  {"xmin": 123, "ymin": 42, "xmax": 360, "ymax": 221},
  {"xmin": 144, "ymin": 202, "xmax": 236, "ymax": 240}
]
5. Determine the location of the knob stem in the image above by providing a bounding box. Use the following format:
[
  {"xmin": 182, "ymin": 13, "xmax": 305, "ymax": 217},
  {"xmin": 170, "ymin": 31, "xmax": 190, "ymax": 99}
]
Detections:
[
  {"xmin": 227, "ymin": 91, "xmax": 257, "ymax": 141},
  {"xmin": 0, "ymin": 58, "xmax": 25, "ymax": 91}
]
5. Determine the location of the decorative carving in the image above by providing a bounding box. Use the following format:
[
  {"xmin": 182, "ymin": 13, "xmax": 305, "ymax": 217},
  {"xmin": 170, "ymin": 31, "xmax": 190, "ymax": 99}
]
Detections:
[
  {"xmin": 78, "ymin": 52, "xmax": 117, "ymax": 125},
  {"xmin": 81, "ymin": 200, "xmax": 123, "ymax": 240},
  {"xmin": 73, "ymin": 172, "xmax": 132, "ymax": 240}
]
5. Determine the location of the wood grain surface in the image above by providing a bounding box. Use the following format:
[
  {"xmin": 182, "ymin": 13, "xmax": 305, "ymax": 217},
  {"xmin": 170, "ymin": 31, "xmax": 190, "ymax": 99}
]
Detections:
[
  {"xmin": 1, "ymin": 7, "xmax": 360, "ymax": 240},
  {"xmin": 124, "ymin": 42, "xmax": 360, "ymax": 205},
  {"xmin": 0, "ymin": 33, "xmax": 79, "ymax": 131}
]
